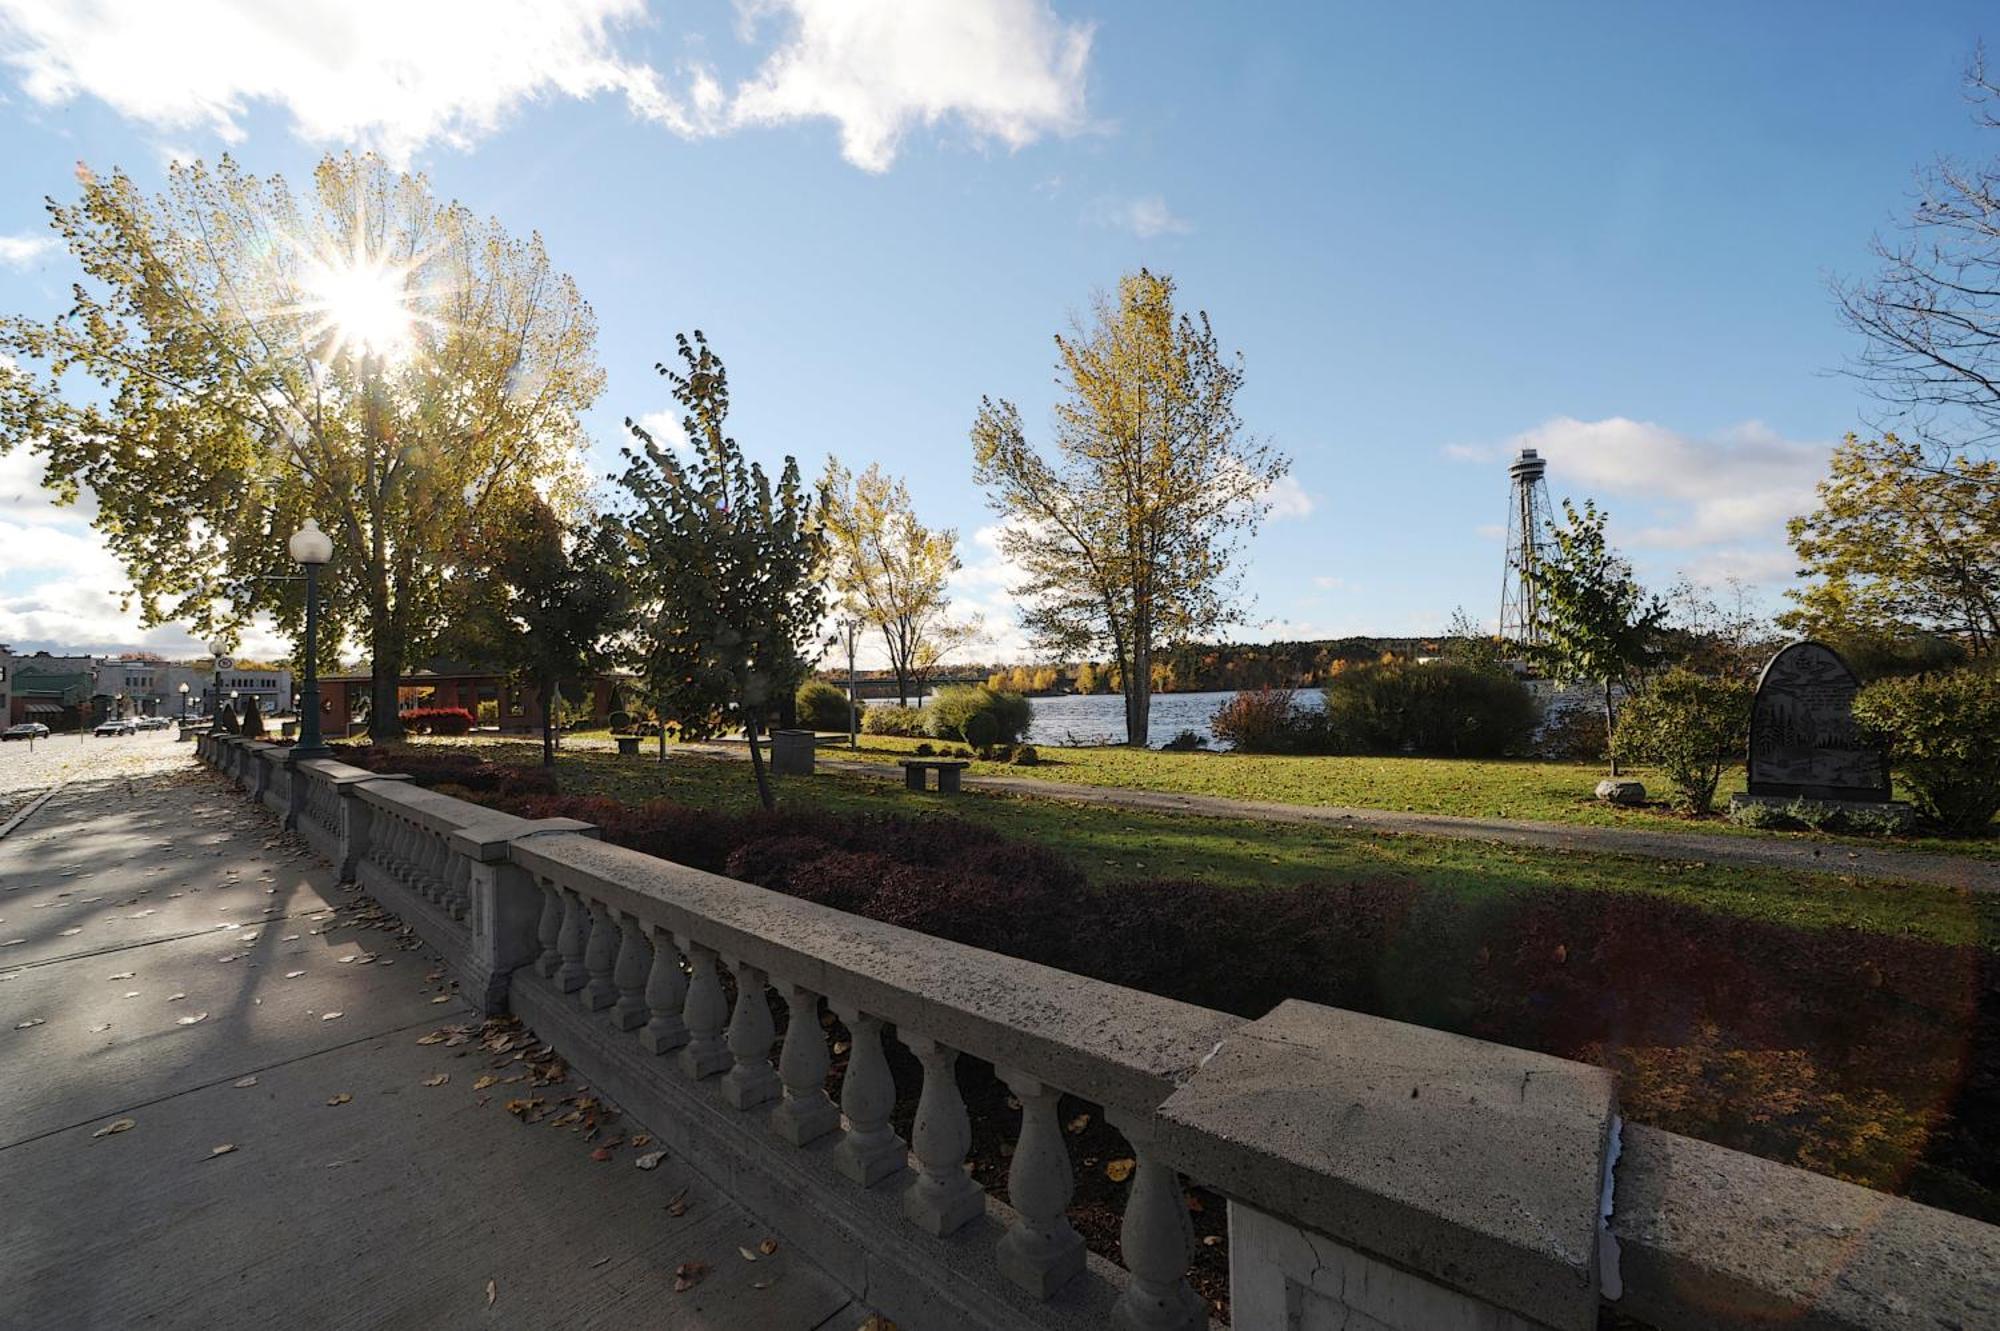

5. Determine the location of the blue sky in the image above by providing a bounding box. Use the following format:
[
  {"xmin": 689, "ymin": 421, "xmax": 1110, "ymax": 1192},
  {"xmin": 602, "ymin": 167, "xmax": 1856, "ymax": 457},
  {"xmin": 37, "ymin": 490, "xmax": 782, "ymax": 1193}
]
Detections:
[{"xmin": 0, "ymin": 1, "xmax": 1991, "ymax": 663}]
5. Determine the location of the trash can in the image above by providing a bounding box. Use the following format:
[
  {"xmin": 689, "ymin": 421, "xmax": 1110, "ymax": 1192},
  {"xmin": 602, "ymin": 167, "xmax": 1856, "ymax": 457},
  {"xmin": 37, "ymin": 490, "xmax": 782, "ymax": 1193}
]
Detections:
[{"xmin": 770, "ymin": 728, "xmax": 816, "ymax": 776}]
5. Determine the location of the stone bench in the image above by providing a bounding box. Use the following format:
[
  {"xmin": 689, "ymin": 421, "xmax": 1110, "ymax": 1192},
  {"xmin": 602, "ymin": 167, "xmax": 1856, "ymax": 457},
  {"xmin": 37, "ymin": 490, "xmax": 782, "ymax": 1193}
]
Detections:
[{"xmin": 899, "ymin": 758, "xmax": 969, "ymax": 793}]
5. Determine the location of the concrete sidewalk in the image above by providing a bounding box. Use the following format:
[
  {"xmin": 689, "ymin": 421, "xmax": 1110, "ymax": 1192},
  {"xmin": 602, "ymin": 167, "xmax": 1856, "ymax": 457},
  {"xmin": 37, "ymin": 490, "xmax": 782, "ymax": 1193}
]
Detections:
[
  {"xmin": 682, "ymin": 741, "xmax": 2000, "ymax": 893},
  {"xmin": 0, "ymin": 757, "xmax": 860, "ymax": 1330}
]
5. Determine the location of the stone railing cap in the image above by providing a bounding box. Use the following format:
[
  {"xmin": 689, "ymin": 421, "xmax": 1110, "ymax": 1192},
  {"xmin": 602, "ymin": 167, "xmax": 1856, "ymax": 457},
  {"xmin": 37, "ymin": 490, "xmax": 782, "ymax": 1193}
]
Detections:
[
  {"xmin": 1610, "ymin": 1123, "xmax": 2000, "ymax": 1330},
  {"xmin": 1151, "ymin": 999, "xmax": 1614, "ymax": 1331},
  {"xmin": 449, "ymin": 816, "xmax": 599, "ymax": 861},
  {"xmin": 509, "ymin": 832, "xmax": 1242, "ymax": 1110}
]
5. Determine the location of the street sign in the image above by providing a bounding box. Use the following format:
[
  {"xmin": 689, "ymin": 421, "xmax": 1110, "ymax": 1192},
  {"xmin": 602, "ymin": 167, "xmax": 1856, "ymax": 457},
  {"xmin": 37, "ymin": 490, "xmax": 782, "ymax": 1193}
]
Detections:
[{"xmin": 214, "ymin": 656, "xmax": 234, "ymax": 671}]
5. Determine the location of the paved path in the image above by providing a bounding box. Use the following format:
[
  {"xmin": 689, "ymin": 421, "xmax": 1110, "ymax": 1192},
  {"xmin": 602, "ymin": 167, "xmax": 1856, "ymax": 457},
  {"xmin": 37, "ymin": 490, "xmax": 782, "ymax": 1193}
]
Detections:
[
  {"xmin": 0, "ymin": 752, "xmax": 861, "ymax": 1330},
  {"xmin": 681, "ymin": 742, "xmax": 2000, "ymax": 893}
]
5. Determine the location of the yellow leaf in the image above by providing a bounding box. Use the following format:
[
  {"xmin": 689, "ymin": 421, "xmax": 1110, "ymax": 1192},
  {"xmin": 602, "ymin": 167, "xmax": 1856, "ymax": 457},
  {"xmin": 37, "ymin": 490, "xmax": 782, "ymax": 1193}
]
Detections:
[
  {"xmin": 91, "ymin": 1118, "xmax": 136, "ymax": 1138},
  {"xmin": 1104, "ymin": 1157, "xmax": 1136, "ymax": 1183}
]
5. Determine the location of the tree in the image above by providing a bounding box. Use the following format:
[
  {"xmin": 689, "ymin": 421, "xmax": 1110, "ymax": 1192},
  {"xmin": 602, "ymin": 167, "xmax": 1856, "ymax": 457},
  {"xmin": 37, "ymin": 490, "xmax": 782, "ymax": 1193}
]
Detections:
[
  {"xmin": 1073, "ymin": 661, "xmax": 1100, "ymax": 693},
  {"xmin": 821, "ymin": 461, "xmax": 980, "ymax": 705},
  {"xmin": 1614, "ymin": 670, "xmax": 1754, "ymax": 813},
  {"xmin": 0, "ymin": 154, "xmax": 601, "ymax": 739},
  {"xmin": 1780, "ymin": 434, "xmax": 1999, "ymax": 654},
  {"xmin": 972, "ymin": 269, "xmax": 1288, "ymax": 746},
  {"xmin": 448, "ymin": 498, "xmax": 629, "ymax": 769},
  {"xmin": 613, "ymin": 332, "xmax": 824, "ymax": 810},
  {"xmin": 1531, "ymin": 500, "xmax": 1669, "ymax": 776},
  {"xmin": 1836, "ymin": 57, "xmax": 2000, "ymax": 458}
]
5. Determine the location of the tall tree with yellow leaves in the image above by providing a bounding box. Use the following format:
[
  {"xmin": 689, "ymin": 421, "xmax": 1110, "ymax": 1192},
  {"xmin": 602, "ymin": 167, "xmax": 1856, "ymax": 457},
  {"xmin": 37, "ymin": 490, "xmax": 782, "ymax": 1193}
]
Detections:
[{"xmin": 972, "ymin": 269, "xmax": 1288, "ymax": 746}]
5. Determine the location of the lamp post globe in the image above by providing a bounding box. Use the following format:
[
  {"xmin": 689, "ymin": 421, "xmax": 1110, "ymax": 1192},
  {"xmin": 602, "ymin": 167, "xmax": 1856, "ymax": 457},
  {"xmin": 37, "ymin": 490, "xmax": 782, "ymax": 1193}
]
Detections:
[{"xmin": 290, "ymin": 519, "xmax": 334, "ymax": 758}]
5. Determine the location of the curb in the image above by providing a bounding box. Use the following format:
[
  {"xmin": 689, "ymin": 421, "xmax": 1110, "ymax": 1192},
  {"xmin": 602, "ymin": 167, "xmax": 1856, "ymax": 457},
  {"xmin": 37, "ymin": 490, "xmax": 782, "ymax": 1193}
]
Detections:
[{"xmin": 0, "ymin": 783, "xmax": 64, "ymax": 844}]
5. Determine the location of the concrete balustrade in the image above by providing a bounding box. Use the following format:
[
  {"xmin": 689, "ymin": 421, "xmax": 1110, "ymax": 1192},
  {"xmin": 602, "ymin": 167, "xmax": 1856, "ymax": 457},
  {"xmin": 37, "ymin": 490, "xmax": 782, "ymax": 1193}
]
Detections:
[{"xmin": 195, "ymin": 741, "xmax": 2000, "ymax": 1331}]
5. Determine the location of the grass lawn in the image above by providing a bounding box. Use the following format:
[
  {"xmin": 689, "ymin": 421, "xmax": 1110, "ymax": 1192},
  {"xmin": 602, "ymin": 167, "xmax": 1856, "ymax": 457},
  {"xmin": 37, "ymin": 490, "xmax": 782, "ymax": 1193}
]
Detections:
[
  {"xmin": 409, "ymin": 736, "xmax": 1997, "ymax": 951},
  {"xmin": 774, "ymin": 732, "xmax": 2000, "ymax": 860}
]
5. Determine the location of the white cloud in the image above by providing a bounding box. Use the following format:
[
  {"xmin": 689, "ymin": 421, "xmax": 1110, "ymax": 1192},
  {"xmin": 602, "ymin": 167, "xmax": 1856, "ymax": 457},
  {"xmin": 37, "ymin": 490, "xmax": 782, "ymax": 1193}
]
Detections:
[
  {"xmin": 1087, "ymin": 193, "xmax": 1192, "ymax": 239},
  {"xmin": 631, "ymin": 410, "xmax": 688, "ymax": 449},
  {"xmin": 1262, "ymin": 472, "xmax": 1314, "ymax": 520},
  {"xmin": 0, "ymin": 232, "xmax": 55, "ymax": 267},
  {"xmin": 0, "ymin": 0, "xmax": 1092, "ymax": 171},
  {"xmin": 1452, "ymin": 415, "xmax": 1829, "ymax": 551},
  {"xmin": 731, "ymin": 0, "xmax": 1093, "ymax": 173}
]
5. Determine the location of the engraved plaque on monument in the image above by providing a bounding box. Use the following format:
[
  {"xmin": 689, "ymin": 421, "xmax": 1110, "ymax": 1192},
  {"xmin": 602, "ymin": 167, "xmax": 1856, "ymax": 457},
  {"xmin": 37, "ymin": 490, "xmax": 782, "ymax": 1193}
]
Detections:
[
  {"xmin": 1745, "ymin": 641, "xmax": 1889, "ymax": 801},
  {"xmin": 1731, "ymin": 641, "xmax": 1910, "ymax": 828}
]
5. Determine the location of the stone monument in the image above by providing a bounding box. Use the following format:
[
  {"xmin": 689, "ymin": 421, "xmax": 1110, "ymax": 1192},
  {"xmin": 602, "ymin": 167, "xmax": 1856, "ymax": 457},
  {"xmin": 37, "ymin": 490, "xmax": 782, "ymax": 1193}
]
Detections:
[{"xmin": 1728, "ymin": 640, "xmax": 1913, "ymax": 830}]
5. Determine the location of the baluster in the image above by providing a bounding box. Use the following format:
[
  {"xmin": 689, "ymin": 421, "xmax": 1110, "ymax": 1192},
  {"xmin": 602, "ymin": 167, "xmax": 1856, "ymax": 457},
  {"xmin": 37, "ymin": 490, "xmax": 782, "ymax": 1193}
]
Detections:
[
  {"xmin": 581, "ymin": 899, "xmax": 619, "ymax": 1010},
  {"xmin": 770, "ymin": 984, "xmax": 839, "ymax": 1145},
  {"xmin": 610, "ymin": 914, "xmax": 651, "ymax": 1030},
  {"xmin": 555, "ymin": 889, "xmax": 589, "ymax": 992},
  {"xmin": 900, "ymin": 1032, "xmax": 984, "ymax": 1235},
  {"xmin": 678, "ymin": 938, "xmax": 730, "ymax": 1078},
  {"xmin": 414, "ymin": 828, "xmax": 439, "ymax": 901},
  {"xmin": 720, "ymin": 961, "xmax": 781, "ymax": 1109},
  {"xmin": 444, "ymin": 852, "xmax": 470, "ymax": 918},
  {"xmin": 832, "ymin": 1006, "xmax": 905, "ymax": 1186},
  {"xmin": 1105, "ymin": 1110, "xmax": 1203, "ymax": 1331},
  {"xmin": 534, "ymin": 880, "xmax": 563, "ymax": 978},
  {"xmin": 640, "ymin": 930, "xmax": 689, "ymax": 1054},
  {"xmin": 996, "ymin": 1069, "xmax": 1086, "ymax": 1297}
]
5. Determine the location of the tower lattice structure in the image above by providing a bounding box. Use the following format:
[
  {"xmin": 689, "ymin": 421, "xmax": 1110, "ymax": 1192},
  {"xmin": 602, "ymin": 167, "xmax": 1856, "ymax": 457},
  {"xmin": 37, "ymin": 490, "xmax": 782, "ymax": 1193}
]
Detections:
[{"xmin": 1498, "ymin": 447, "xmax": 1553, "ymax": 649}]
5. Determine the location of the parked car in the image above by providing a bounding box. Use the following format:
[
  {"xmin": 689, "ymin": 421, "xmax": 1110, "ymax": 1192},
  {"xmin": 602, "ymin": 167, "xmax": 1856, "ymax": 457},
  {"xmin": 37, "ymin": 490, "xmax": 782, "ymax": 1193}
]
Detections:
[
  {"xmin": 93, "ymin": 719, "xmax": 136, "ymax": 736},
  {"xmin": 2, "ymin": 723, "xmax": 51, "ymax": 741},
  {"xmin": 136, "ymin": 716, "xmax": 173, "ymax": 731}
]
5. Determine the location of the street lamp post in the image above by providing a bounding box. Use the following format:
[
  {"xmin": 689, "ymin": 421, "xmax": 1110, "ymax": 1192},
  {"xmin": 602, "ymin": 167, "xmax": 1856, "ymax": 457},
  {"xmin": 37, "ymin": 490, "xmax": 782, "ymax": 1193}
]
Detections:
[
  {"xmin": 289, "ymin": 518, "xmax": 334, "ymax": 758},
  {"xmin": 841, "ymin": 616, "xmax": 861, "ymax": 749},
  {"xmin": 178, "ymin": 681, "xmax": 190, "ymax": 724},
  {"xmin": 208, "ymin": 637, "xmax": 228, "ymax": 722}
]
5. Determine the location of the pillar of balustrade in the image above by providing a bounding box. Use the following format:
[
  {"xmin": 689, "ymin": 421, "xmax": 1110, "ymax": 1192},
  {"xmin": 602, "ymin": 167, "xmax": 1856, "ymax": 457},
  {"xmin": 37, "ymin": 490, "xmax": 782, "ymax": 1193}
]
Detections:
[
  {"xmin": 677, "ymin": 937, "xmax": 731, "ymax": 1079},
  {"xmin": 1104, "ymin": 1108, "xmax": 1204, "ymax": 1331},
  {"xmin": 332, "ymin": 774, "xmax": 411, "ymax": 884},
  {"xmin": 610, "ymin": 914, "xmax": 652, "ymax": 1030},
  {"xmin": 639, "ymin": 929, "xmax": 689, "ymax": 1054},
  {"xmin": 830, "ymin": 1005, "xmax": 905, "ymax": 1186},
  {"xmin": 900, "ymin": 1032, "xmax": 984, "ymax": 1236},
  {"xmin": 719, "ymin": 961, "xmax": 781, "ymax": 1109},
  {"xmin": 450, "ymin": 817, "xmax": 596, "ymax": 1015},
  {"xmin": 996, "ymin": 1067, "xmax": 1087, "ymax": 1298},
  {"xmin": 769, "ymin": 983, "xmax": 839, "ymax": 1145},
  {"xmin": 580, "ymin": 899, "xmax": 620, "ymax": 1010},
  {"xmin": 555, "ymin": 888, "xmax": 591, "ymax": 993}
]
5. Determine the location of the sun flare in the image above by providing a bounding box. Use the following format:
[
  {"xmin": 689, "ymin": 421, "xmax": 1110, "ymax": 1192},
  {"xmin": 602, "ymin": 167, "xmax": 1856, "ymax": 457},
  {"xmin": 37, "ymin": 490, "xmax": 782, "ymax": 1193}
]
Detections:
[{"xmin": 301, "ymin": 254, "xmax": 416, "ymax": 361}]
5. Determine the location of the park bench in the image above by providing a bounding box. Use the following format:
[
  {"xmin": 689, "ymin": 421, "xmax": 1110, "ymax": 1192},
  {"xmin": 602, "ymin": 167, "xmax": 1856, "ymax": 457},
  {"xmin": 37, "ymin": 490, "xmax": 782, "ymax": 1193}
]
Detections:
[
  {"xmin": 899, "ymin": 758, "xmax": 969, "ymax": 793},
  {"xmin": 615, "ymin": 735, "xmax": 642, "ymax": 756}
]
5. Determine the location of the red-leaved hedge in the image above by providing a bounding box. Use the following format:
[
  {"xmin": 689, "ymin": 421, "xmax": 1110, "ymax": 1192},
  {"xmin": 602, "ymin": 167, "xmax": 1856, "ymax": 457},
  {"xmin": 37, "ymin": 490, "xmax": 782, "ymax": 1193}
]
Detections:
[{"xmin": 398, "ymin": 707, "xmax": 475, "ymax": 736}]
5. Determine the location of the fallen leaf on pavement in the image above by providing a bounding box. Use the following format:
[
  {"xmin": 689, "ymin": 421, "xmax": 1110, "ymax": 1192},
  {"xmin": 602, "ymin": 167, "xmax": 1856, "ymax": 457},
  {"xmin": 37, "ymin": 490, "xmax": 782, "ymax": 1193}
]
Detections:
[
  {"xmin": 665, "ymin": 1190, "xmax": 688, "ymax": 1218},
  {"xmin": 326, "ymin": 1092, "xmax": 352, "ymax": 1106},
  {"xmin": 284, "ymin": 970, "xmax": 304, "ymax": 979},
  {"xmin": 1104, "ymin": 1158, "xmax": 1136, "ymax": 1183},
  {"xmin": 473, "ymin": 1075, "xmax": 499, "ymax": 1091},
  {"xmin": 206, "ymin": 1144, "xmax": 238, "ymax": 1160},
  {"xmin": 166, "ymin": 993, "xmax": 187, "ymax": 1002},
  {"xmin": 758, "ymin": 1238, "xmax": 778, "ymax": 1256},
  {"xmin": 14, "ymin": 1018, "xmax": 45, "ymax": 1029},
  {"xmin": 176, "ymin": 1012, "xmax": 209, "ymax": 1026},
  {"xmin": 92, "ymin": 1118, "xmax": 136, "ymax": 1138},
  {"xmin": 738, "ymin": 1247, "xmax": 759, "ymax": 1263},
  {"xmin": 233, "ymin": 1076, "xmax": 258, "ymax": 1088},
  {"xmin": 59, "ymin": 927, "xmax": 81, "ymax": 936},
  {"xmin": 320, "ymin": 1011, "xmax": 343, "ymax": 1021},
  {"xmin": 430, "ymin": 994, "xmax": 451, "ymax": 1004},
  {"xmin": 635, "ymin": 1150, "xmax": 667, "ymax": 1171},
  {"xmin": 591, "ymin": 1146, "xmax": 615, "ymax": 1163},
  {"xmin": 107, "ymin": 972, "xmax": 134, "ymax": 980},
  {"xmin": 89, "ymin": 1022, "xmax": 111, "ymax": 1033},
  {"xmin": 485, "ymin": 1279, "xmax": 497, "ymax": 1308},
  {"xmin": 423, "ymin": 1074, "xmax": 449, "ymax": 1087},
  {"xmin": 672, "ymin": 1262, "xmax": 709, "ymax": 1293},
  {"xmin": 1066, "ymin": 1113, "xmax": 1090, "ymax": 1135}
]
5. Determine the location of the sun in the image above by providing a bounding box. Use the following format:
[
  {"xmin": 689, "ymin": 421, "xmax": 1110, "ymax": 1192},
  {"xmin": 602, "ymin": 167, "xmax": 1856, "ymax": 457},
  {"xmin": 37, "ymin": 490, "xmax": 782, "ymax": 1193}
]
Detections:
[{"xmin": 300, "ymin": 253, "xmax": 417, "ymax": 362}]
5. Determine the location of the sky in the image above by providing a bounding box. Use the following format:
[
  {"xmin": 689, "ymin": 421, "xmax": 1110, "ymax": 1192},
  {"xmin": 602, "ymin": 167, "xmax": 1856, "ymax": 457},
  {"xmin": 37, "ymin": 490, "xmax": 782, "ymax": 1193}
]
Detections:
[{"xmin": 0, "ymin": 1, "xmax": 1992, "ymax": 667}]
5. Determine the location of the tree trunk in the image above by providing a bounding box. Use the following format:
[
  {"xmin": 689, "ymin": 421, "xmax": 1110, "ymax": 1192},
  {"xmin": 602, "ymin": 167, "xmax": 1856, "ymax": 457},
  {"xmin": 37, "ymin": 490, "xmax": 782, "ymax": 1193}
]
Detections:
[
  {"xmin": 894, "ymin": 666, "xmax": 911, "ymax": 709},
  {"xmin": 369, "ymin": 637, "xmax": 403, "ymax": 742},
  {"xmin": 1603, "ymin": 679, "xmax": 1619, "ymax": 778},
  {"xmin": 539, "ymin": 676, "xmax": 556, "ymax": 769},
  {"xmin": 745, "ymin": 712, "xmax": 776, "ymax": 811},
  {"xmin": 1127, "ymin": 640, "xmax": 1153, "ymax": 747}
]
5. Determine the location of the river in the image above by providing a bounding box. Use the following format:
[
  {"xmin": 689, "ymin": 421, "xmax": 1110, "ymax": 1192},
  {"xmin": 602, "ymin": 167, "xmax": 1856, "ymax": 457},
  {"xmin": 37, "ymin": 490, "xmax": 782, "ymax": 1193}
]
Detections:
[{"xmin": 871, "ymin": 688, "xmax": 1327, "ymax": 749}]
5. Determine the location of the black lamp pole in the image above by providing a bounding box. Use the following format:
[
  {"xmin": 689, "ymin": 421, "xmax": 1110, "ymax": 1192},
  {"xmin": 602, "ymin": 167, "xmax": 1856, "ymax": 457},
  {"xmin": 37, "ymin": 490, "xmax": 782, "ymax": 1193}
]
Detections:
[{"xmin": 295, "ymin": 560, "xmax": 328, "ymax": 756}]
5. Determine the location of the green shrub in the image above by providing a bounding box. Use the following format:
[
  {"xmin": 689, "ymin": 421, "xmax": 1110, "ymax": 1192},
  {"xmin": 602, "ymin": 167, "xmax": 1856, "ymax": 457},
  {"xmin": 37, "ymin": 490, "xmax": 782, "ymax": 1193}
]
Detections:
[
  {"xmin": 1613, "ymin": 670, "xmax": 1753, "ymax": 813},
  {"xmin": 1321, "ymin": 659, "xmax": 1537, "ymax": 758},
  {"xmin": 796, "ymin": 680, "xmax": 854, "ymax": 732},
  {"xmin": 1728, "ymin": 799, "xmax": 1783, "ymax": 829},
  {"xmin": 1853, "ymin": 668, "xmax": 2000, "ymax": 835},
  {"xmin": 926, "ymin": 685, "xmax": 1031, "ymax": 745},
  {"xmin": 240, "ymin": 696, "xmax": 266, "ymax": 739},
  {"xmin": 862, "ymin": 703, "xmax": 928, "ymax": 737},
  {"xmin": 1011, "ymin": 745, "xmax": 1040, "ymax": 766},
  {"xmin": 961, "ymin": 710, "xmax": 999, "ymax": 750},
  {"xmin": 1160, "ymin": 729, "xmax": 1207, "ymax": 751}
]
